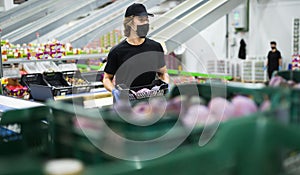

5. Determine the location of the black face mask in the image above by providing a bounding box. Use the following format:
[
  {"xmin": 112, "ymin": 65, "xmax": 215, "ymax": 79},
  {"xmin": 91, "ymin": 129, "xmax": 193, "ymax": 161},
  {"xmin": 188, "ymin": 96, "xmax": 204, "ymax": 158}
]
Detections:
[
  {"xmin": 136, "ymin": 24, "xmax": 149, "ymax": 38},
  {"xmin": 271, "ymin": 46, "xmax": 276, "ymax": 50}
]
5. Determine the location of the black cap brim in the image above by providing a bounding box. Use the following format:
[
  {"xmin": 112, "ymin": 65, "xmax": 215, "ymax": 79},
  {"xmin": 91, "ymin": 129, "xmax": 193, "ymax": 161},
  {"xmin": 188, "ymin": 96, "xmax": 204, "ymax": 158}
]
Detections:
[{"xmin": 136, "ymin": 12, "xmax": 154, "ymax": 17}]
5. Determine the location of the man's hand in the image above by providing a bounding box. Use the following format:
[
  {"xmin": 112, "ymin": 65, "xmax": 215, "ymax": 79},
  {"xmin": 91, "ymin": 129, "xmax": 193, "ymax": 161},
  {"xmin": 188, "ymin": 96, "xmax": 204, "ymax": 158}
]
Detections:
[
  {"xmin": 158, "ymin": 66, "xmax": 170, "ymax": 84},
  {"xmin": 103, "ymin": 72, "xmax": 115, "ymax": 92},
  {"xmin": 112, "ymin": 89, "xmax": 120, "ymax": 101},
  {"xmin": 263, "ymin": 66, "xmax": 267, "ymax": 71}
]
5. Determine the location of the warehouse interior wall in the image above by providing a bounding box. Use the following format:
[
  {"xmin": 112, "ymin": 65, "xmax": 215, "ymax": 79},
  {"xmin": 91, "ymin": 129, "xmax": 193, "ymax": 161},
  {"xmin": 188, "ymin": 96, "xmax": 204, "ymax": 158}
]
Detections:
[
  {"xmin": 0, "ymin": 0, "xmax": 16, "ymax": 11},
  {"xmin": 247, "ymin": 0, "xmax": 300, "ymax": 61},
  {"xmin": 181, "ymin": 17, "xmax": 227, "ymax": 73},
  {"xmin": 182, "ymin": 0, "xmax": 300, "ymax": 72}
]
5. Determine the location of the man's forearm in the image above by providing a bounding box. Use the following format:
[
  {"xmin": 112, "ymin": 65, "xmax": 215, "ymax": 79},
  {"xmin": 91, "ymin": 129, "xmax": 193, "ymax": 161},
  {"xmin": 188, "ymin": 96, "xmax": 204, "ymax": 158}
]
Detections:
[
  {"xmin": 159, "ymin": 72, "xmax": 170, "ymax": 84},
  {"xmin": 103, "ymin": 78, "xmax": 115, "ymax": 92},
  {"xmin": 279, "ymin": 59, "xmax": 282, "ymax": 66},
  {"xmin": 158, "ymin": 66, "xmax": 170, "ymax": 83}
]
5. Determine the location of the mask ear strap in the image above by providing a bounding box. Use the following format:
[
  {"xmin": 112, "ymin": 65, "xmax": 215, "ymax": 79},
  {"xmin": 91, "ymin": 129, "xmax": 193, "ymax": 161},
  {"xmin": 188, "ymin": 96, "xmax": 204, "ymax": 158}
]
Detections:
[
  {"xmin": 129, "ymin": 23, "xmax": 136, "ymax": 32},
  {"xmin": 126, "ymin": 17, "xmax": 135, "ymax": 31},
  {"xmin": 129, "ymin": 18, "xmax": 136, "ymax": 31}
]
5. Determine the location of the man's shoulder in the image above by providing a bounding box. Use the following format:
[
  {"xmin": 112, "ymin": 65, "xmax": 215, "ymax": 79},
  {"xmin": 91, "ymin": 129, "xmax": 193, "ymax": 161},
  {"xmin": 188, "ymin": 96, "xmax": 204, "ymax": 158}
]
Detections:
[
  {"xmin": 146, "ymin": 38, "xmax": 162, "ymax": 46},
  {"xmin": 145, "ymin": 38, "xmax": 163, "ymax": 52},
  {"xmin": 110, "ymin": 40, "xmax": 127, "ymax": 52}
]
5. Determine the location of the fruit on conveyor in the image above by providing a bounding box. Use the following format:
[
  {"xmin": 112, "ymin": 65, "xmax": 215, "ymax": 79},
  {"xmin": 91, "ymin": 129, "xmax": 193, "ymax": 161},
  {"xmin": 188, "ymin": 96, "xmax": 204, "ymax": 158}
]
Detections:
[
  {"xmin": 269, "ymin": 75, "xmax": 300, "ymax": 88},
  {"xmin": 182, "ymin": 104, "xmax": 215, "ymax": 128},
  {"xmin": 269, "ymin": 76, "xmax": 286, "ymax": 87},
  {"xmin": 132, "ymin": 101, "xmax": 152, "ymax": 118},
  {"xmin": 112, "ymin": 91, "xmax": 266, "ymax": 129},
  {"xmin": 260, "ymin": 99, "xmax": 271, "ymax": 112},
  {"xmin": 166, "ymin": 96, "xmax": 187, "ymax": 114},
  {"xmin": 231, "ymin": 95, "xmax": 258, "ymax": 117},
  {"xmin": 181, "ymin": 95, "xmax": 263, "ymax": 128},
  {"xmin": 208, "ymin": 97, "xmax": 234, "ymax": 121},
  {"xmin": 65, "ymin": 77, "xmax": 88, "ymax": 86}
]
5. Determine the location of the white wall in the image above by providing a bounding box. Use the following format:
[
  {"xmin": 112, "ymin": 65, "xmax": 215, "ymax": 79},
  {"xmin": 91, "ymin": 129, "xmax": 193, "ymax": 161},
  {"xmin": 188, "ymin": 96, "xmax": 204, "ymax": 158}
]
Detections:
[
  {"xmin": 247, "ymin": 0, "xmax": 300, "ymax": 60},
  {"xmin": 182, "ymin": 16, "xmax": 227, "ymax": 73},
  {"xmin": 183, "ymin": 0, "xmax": 300, "ymax": 71}
]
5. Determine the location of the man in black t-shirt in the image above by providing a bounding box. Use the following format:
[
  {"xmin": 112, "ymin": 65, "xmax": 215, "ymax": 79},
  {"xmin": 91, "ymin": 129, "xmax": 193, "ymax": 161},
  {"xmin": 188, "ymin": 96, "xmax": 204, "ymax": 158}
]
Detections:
[
  {"xmin": 265, "ymin": 41, "xmax": 282, "ymax": 79},
  {"xmin": 103, "ymin": 3, "xmax": 169, "ymax": 100}
]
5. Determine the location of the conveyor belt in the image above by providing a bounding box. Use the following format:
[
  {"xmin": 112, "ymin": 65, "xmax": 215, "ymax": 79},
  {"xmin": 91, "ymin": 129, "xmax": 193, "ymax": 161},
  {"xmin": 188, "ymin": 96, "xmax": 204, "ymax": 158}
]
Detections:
[
  {"xmin": 3, "ymin": 0, "xmax": 245, "ymax": 53},
  {"xmin": 56, "ymin": 0, "xmax": 132, "ymax": 43},
  {"xmin": 3, "ymin": 0, "xmax": 112, "ymax": 44},
  {"xmin": 0, "ymin": 0, "xmax": 57, "ymax": 36},
  {"xmin": 149, "ymin": 0, "xmax": 246, "ymax": 53},
  {"xmin": 0, "ymin": 0, "xmax": 47, "ymax": 23},
  {"xmin": 66, "ymin": 0, "xmax": 245, "ymax": 49},
  {"xmin": 60, "ymin": 0, "xmax": 164, "ymax": 48}
]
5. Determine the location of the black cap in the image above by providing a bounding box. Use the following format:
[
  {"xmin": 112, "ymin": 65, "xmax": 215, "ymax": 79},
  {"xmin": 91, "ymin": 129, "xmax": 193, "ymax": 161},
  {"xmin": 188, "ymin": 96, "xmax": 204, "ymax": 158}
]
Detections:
[{"xmin": 125, "ymin": 3, "xmax": 154, "ymax": 17}]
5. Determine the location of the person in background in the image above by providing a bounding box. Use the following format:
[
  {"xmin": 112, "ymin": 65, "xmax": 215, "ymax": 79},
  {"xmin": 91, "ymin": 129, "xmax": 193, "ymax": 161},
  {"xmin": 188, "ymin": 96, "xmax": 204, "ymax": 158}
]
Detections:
[
  {"xmin": 103, "ymin": 3, "xmax": 169, "ymax": 101},
  {"xmin": 264, "ymin": 41, "xmax": 282, "ymax": 79}
]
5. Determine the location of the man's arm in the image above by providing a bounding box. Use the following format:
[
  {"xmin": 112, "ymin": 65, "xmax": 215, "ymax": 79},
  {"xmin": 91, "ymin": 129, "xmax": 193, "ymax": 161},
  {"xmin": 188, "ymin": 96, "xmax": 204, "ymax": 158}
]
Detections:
[
  {"xmin": 279, "ymin": 58, "xmax": 282, "ymax": 66},
  {"xmin": 278, "ymin": 57, "xmax": 283, "ymax": 70},
  {"xmin": 157, "ymin": 66, "xmax": 170, "ymax": 84},
  {"xmin": 103, "ymin": 72, "xmax": 115, "ymax": 92}
]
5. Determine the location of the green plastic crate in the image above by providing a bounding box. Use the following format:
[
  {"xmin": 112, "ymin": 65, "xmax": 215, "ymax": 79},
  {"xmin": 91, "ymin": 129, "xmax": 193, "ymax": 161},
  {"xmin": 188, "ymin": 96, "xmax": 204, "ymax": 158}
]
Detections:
[
  {"xmin": 81, "ymin": 116, "xmax": 300, "ymax": 175},
  {"xmin": 3, "ymin": 115, "xmax": 300, "ymax": 175},
  {"xmin": 169, "ymin": 82, "xmax": 287, "ymax": 107},
  {"xmin": 4, "ymin": 103, "xmax": 300, "ymax": 175},
  {"xmin": 47, "ymin": 102, "xmax": 109, "ymax": 164},
  {"xmin": 0, "ymin": 106, "xmax": 51, "ymax": 156},
  {"xmin": 168, "ymin": 82, "xmax": 290, "ymax": 121},
  {"xmin": 47, "ymin": 82, "xmax": 291, "ymax": 164},
  {"xmin": 47, "ymin": 100, "xmax": 187, "ymax": 164},
  {"xmin": 281, "ymin": 86, "xmax": 300, "ymax": 125},
  {"xmin": 0, "ymin": 154, "xmax": 43, "ymax": 175},
  {"xmin": 273, "ymin": 71, "xmax": 300, "ymax": 123},
  {"xmin": 168, "ymin": 82, "xmax": 291, "ymax": 144},
  {"xmin": 275, "ymin": 70, "xmax": 300, "ymax": 83}
]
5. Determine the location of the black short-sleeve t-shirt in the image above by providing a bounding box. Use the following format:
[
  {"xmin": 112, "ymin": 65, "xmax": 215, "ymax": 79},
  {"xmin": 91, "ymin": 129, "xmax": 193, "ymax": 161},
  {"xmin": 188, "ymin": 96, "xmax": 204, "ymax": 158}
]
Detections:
[
  {"xmin": 104, "ymin": 38, "xmax": 165, "ymax": 88},
  {"xmin": 267, "ymin": 50, "xmax": 282, "ymax": 70}
]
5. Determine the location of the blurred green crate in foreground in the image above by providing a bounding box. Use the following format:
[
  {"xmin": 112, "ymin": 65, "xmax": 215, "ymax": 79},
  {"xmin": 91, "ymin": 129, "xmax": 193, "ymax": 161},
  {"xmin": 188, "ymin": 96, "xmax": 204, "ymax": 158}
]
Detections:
[
  {"xmin": 3, "ymin": 116, "xmax": 300, "ymax": 175},
  {"xmin": 169, "ymin": 82, "xmax": 290, "ymax": 122},
  {"xmin": 274, "ymin": 70, "xmax": 300, "ymax": 124},
  {"xmin": 2, "ymin": 82, "xmax": 300, "ymax": 175},
  {"xmin": 82, "ymin": 115, "xmax": 300, "ymax": 175},
  {"xmin": 275, "ymin": 70, "xmax": 300, "ymax": 83},
  {"xmin": 169, "ymin": 82, "xmax": 288, "ymax": 108},
  {"xmin": 0, "ymin": 106, "xmax": 51, "ymax": 156},
  {"xmin": 46, "ymin": 82, "xmax": 291, "ymax": 164},
  {"xmin": 167, "ymin": 82, "xmax": 291, "ymax": 149},
  {"xmin": 0, "ymin": 154, "xmax": 43, "ymax": 175},
  {"xmin": 47, "ymin": 100, "xmax": 187, "ymax": 165},
  {"xmin": 0, "ymin": 104, "xmax": 51, "ymax": 175}
]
